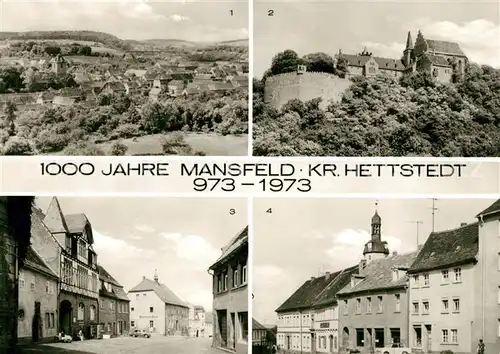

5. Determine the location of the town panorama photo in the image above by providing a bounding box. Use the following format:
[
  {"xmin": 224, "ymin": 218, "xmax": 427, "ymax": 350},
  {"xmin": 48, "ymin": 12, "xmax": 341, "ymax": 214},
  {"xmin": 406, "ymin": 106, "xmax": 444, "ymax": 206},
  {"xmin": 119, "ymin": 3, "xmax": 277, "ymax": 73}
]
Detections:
[
  {"xmin": 0, "ymin": 1, "xmax": 249, "ymax": 156},
  {"xmin": 253, "ymin": 1, "xmax": 500, "ymax": 157}
]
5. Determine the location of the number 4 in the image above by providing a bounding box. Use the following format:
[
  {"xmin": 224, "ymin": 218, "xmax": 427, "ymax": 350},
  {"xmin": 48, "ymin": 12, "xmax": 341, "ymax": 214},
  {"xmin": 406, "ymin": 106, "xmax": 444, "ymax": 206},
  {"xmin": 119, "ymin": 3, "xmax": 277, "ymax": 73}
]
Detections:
[{"xmin": 266, "ymin": 208, "xmax": 272, "ymax": 214}]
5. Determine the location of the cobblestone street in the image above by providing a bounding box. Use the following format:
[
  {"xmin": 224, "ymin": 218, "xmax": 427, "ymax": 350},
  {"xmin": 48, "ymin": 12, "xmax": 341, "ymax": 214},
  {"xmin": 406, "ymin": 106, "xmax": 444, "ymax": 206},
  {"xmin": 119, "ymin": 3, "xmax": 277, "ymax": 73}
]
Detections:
[{"xmin": 19, "ymin": 336, "xmax": 224, "ymax": 354}]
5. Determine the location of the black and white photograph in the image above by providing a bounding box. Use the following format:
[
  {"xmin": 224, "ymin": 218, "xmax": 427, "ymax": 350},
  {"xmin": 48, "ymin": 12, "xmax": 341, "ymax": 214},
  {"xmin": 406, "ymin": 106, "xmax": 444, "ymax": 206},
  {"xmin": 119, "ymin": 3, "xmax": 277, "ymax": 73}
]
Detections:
[
  {"xmin": 0, "ymin": 196, "xmax": 248, "ymax": 353},
  {"xmin": 253, "ymin": 1, "xmax": 500, "ymax": 157},
  {"xmin": 0, "ymin": 1, "xmax": 249, "ymax": 156},
  {"xmin": 252, "ymin": 198, "xmax": 500, "ymax": 354}
]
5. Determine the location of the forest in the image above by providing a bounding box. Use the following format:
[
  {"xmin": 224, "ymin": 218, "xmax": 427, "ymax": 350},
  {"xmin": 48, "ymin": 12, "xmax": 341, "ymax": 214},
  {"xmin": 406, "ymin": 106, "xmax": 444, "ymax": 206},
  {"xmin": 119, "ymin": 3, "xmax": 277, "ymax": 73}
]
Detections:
[{"xmin": 253, "ymin": 50, "xmax": 500, "ymax": 157}]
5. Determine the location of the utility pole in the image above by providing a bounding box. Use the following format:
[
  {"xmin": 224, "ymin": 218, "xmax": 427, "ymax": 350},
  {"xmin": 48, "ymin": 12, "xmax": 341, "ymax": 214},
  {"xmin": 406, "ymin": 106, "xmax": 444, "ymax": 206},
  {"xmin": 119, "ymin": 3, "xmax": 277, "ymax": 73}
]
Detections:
[
  {"xmin": 431, "ymin": 199, "xmax": 438, "ymax": 232},
  {"xmin": 408, "ymin": 221, "xmax": 423, "ymax": 247}
]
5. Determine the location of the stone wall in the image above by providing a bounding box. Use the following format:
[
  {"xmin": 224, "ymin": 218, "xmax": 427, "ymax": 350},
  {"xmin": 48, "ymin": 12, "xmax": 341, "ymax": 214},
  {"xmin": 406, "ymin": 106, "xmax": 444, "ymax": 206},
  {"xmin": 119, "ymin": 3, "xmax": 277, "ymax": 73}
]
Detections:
[{"xmin": 264, "ymin": 72, "xmax": 351, "ymax": 110}]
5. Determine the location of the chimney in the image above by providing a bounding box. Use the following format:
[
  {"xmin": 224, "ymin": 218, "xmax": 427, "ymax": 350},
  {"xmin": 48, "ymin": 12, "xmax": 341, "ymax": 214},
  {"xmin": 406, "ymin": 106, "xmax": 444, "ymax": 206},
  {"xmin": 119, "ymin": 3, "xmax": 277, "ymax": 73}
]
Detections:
[
  {"xmin": 460, "ymin": 222, "xmax": 467, "ymax": 227},
  {"xmin": 310, "ymin": 277, "xmax": 315, "ymax": 281},
  {"xmin": 325, "ymin": 271, "xmax": 331, "ymax": 280},
  {"xmin": 142, "ymin": 276, "xmax": 145, "ymax": 280}
]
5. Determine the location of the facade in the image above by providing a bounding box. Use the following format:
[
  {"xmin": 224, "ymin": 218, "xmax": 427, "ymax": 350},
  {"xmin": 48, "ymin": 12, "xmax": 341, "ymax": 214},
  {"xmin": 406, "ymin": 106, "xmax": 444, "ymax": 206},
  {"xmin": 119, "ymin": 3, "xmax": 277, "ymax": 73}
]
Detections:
[
  {"xmin": 97, "ymin": 265, "xmax": 130, "ymax": 337},
  {"xmin": 210, "ymin": 226, "xmax": 249, "ymax": 354},
  {"xmin": 0, "ymin": 197, "xmax": 34, "ymax": 352},
  {"xmin": 338, "ymin": 31, "xmax": 467, "ymax": 83},
  {"xmin": 190, "ymin": 305, "xmax": 206, "ymax": 337},
  {"xmin": 275, "ymin": 265, "xmax": 358, "ymax": 354},
  {"xmin": 252, "ymin": 318, "xmax": 268, "ymax": 345},
  {"xmin": 128, "ymin": 272, "xmax": 189, "ymax": 336},
  {"xmin": 408, "ymin": 200, "xmax": 500, "ymax": 354},
  {"xmin": 30, "ymin": 197, "xmax": 100, "ymax": 339},
  {"xmin": 336, "ymin": 211, "xmax": 418, "ymax": 354},
  {"xmin": 18, "ymin": 246, "xmax": 58, "ymax": 344}
]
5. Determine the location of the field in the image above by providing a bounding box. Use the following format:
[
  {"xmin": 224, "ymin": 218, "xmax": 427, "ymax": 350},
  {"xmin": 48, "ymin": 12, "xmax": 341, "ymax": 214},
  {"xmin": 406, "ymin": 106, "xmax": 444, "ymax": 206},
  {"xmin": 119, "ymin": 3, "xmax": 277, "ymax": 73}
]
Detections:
[{"xmin": 52, "ymin": 133, "xmax": 248, "ymax": 156}]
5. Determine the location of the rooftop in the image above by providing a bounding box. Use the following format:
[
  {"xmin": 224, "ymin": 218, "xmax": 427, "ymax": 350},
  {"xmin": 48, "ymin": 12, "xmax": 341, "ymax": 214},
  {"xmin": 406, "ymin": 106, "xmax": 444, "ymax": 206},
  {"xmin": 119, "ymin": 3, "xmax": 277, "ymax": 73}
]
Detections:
[{"xmin": 128, "ymin": 276, "xmax": 188, "ymax": 308}]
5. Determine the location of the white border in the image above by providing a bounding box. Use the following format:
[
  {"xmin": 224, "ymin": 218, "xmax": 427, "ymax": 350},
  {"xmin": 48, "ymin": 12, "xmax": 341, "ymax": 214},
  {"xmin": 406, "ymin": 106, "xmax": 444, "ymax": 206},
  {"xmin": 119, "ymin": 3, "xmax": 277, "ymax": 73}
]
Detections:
[
  {"xmin": 247, "ymin": 196, "xmax": 254, "ymax": 354},
  {"xmin": 248, "ymin": 0, "xmax": 254, "ymax": 157}
]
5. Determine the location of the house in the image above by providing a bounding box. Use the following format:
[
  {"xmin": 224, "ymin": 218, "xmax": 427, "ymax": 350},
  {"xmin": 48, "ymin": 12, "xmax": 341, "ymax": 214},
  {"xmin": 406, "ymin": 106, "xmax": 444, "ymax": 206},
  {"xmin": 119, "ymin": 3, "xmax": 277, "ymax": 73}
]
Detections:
[
  {"xmin": 52, "ymin": 96, "xmax": 75, "ymax": 107},
  {"xmin": 50, "ymin": 54, "xmax": 69, "ymax": 75},
  {"xmin": 252, "ymin": 318, "xmax": 267, "ymax": 345},
  {"xmin": 128, "ymin": 272, "xmax": 189, "ymax": 336},
  {"xmin": 101, "ymin": 81, "xmax": 128, "ymax": 95},
  {"xmin": 30, "ymin": 197, "xmax": 100, "ymax": 340},
  {"xmin": 210, "ymin": 226, "xmax": 248, "ymax": 354},
  {"xmin": 167, "ymin": 80, "xmax": 185, "ymax": 96},
  {"xmin": 208, "ymin": 82, "xmax": 235, "ymax": 93},
  {"xmin": 407, "ymin": 199, "xmax": 500, "ymax": 354},
  {"xmin": 36, "ymin": 92, "xmax": 56, "ymax": 105},
  {"xmin": 18, "ymin": 246, "xmax": 58, "ymax": 344},
  {"xmin": 97, "ymin": 265, "xmax": 130, "ymax": 337},
  {"xmin": 0, "ymin": 197, "xmax": 35, "ymax": 352},
  {"xmin": 188, "ymin": 305, "xmax": 206, "ymax": 337},
  {"xmin": 336, "ymin": 211, "xmax": 419, "ymax": 352},
  {"xmin": 124, "ymin": 69, "xmax": 147, "ymax": 79}
]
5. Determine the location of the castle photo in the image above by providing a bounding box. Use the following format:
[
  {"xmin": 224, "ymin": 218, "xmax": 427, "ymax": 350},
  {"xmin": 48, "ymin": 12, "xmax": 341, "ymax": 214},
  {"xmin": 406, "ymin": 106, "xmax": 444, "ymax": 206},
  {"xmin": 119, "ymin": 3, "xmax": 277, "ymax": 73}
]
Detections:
[
  {"xmin": 253, "ymin": 1, "xmax": 500, "ymax": 158},
  {"xmin": 252, "ymin": 198, "xmax": 500, "ymax": 354}
]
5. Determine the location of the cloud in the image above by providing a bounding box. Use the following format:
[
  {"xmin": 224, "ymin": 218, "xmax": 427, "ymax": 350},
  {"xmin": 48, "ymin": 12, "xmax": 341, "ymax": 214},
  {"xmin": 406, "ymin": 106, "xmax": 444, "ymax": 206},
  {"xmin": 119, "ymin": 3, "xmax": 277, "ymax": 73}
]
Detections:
[
  {"xmin": 92, "ymin": 230, "xmax": 155, "ymax": 263},
  {"xmin": 120, "ymin": 1, "xmax": 165, "ymax": 20},
  {"xmin": 161, "ymin": 232, "xmax": 220, "ymax": 269},
  {"xmin": 169, "ymin": 14, "xmax": 190, "ymax": 22},
  {"xmin": 361, "ymin": 41, "xmax": 405, "ymax": 61},
  {"xmin": 324, "ymin": 229, "xmax": 404, "ymax": 263},
  {"xmin": 134, "ymin": 224, "xmax": 155, "ymax": 233}
]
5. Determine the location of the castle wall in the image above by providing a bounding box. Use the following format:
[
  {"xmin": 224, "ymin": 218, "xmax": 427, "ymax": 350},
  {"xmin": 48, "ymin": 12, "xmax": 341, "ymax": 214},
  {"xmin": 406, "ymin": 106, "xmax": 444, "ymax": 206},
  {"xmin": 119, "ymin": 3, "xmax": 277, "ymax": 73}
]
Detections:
[{"xmin": 264, "ymin": 72, "xmax": 351, "ymax": 110}]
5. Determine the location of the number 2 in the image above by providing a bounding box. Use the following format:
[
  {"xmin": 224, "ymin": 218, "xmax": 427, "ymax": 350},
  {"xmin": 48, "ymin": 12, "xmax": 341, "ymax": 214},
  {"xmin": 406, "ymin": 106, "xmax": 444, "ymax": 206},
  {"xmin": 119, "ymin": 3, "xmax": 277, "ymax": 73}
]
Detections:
[{"xmin": 268, "ymin": 9, "xmax": 274, "ymax": 16}]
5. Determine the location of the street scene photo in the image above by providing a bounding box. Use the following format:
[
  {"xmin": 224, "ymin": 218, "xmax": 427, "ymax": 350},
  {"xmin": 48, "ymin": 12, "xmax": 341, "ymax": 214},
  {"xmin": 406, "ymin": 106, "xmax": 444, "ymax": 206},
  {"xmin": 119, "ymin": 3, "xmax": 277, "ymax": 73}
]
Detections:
[
  {"xmin": 253, "ymin": 198, "xmax": 500, "ymax": 354},
  {"xmin": 0, "ymin": 196, "xmax": 249, "ymax": 354},
  {"xmin": 0, "ymin": 1, "xmax": 249, "ymax": 156},
  {"xmin": 253, "ymin": 1, "xmax": 500, "ymax": 157}
]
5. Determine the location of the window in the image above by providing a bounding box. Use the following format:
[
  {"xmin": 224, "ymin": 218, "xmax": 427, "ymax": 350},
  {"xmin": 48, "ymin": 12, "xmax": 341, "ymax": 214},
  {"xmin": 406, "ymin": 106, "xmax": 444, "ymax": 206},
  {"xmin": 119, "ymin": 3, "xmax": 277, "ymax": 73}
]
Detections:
[
  {"xmin": 412, "ymin": 301, "xmax": 419, "ymax": 314},
  {"xmin": 90, "ymin": 305, "xmax": 96, "ymax": 321},
  {"xmin": 422, "ymin": 301, "xmax": 429, "ymax": 314},
  {"xmin": 442, "ymin": 329, "xmax": 449, "ymax": 343},
  {"xmin": 150, "ymin": 307, "xmax": 153, "ymax": 313},
  {"xmin": 377, "ymin": 296, "xmax": 383, "ymax": 313},
  {"xmin": 356, "ymin": 328, "xmax": 364, "ymax": 347},
  {"xmin": 30, "ymin": 282, "xmax": 35, "ymax": 291},
  {"xmin": 131, "ymin": 307, "xmax": 134, "ymax": 312},
  {"xmin": 149, "ymin": 320, "xmax": 154, "ymax": 328},
  {"xmin": 451, "ymin": 329, "xmax": 457, "ymax": 343},
  {"xmin": 442, "ymin": 299, "xmax": 449, "ymax": 313},
  {"xmin": 423, "ymin": 274, "xmax": 429, "ymax": 286},
  {"xmin": 110, "ymin": 302, "xmax": 114, "ymax": 311},
  {"xmin": 92, "ymin": 274, "xmax": 97, "ymax": 292},
  {"xmin": 413, "ymin": 275, "xmax": 419, "ymax": 286},
  {"xmin": 217, "ymin": 275, "xmax": 222, "ymax": 292},
  {"xmin": 395, "ymin": 294, "xmax": 401, "ymax": 312},
  {"xmin": 343, "ymin": 300, "xmax": 348, "ymax": 315},
  {"xmin": 453, "ymin": 299, "xmax": 460, "ymax": 312},
  {"xmin": 233, "ymin": 269, "xmax": 239, "ymax": 288},
  {"xmin": 100, "ymin": 300, "xmax": 103, "ymax": 309},
  {"xmin": 78, "ymin": 303, "xmax": 85, "ymax": 321},
  {"xmin": 454, "ymin": 268, "xmax": 461, "ymax": 282},
  {"xmin": 78, "ymin": 239, "xmax": 86, "ymax": 257},
  {"xmin": 19, "ymin": 270, "xmax": 25, "ymax": 288},
  {"xmin": 131, "ymin": 321, "xmax": 135, "ymax": 327},
  {"xmin": 224, "ymin": 273, "xmax": 228, "ymax": 290},
  {"xmin": 45, "ymin": 281, "xmax": 49, "ymax": 293},
  {"xmin": 238, "ymin": 312, "xmax": 248, "ymax": 341},
  {"xmin": 442, "ymin": 270, "xmax": 449, "ymax": 283},
  {"xmin": 366, "ymin": 297, "xmax": 372, "ymax": 313},
  {"xmin": 242, "ymin": 265, "xmax": 247, "ymax": 284},
  {"xmin": 356, "ymin": 299, "xmax": 361, "ymax": 314},
  {"xmin": 135, "ymin": 294, "xmax": 139, "ymax": 299}
]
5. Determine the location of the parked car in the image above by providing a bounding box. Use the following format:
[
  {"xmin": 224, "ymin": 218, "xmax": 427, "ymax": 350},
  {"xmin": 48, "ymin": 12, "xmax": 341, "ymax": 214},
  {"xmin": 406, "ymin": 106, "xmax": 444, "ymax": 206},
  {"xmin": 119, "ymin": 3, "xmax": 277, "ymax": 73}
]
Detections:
[
  {"xmin": 131, "ymin": 329, "xmax": 151, "ymax": 338},
  {"xmin": 376, "ymin": 344, "xmax": 410, "ymax": 354}
]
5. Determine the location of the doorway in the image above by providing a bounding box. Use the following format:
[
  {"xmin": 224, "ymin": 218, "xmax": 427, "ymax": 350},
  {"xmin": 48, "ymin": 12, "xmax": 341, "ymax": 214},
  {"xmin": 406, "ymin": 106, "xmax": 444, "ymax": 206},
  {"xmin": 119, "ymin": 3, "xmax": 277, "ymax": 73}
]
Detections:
[
  {"xmin": 32, "ymin": 301, "xmax": 42, "ymax": 342},
  {"xmin": 424, "ymin": 325, "xmax": 432, "ymax": 352},
  {"xmin": 59, "ymin": 300, "xmax": 72, "ymax": 336}
]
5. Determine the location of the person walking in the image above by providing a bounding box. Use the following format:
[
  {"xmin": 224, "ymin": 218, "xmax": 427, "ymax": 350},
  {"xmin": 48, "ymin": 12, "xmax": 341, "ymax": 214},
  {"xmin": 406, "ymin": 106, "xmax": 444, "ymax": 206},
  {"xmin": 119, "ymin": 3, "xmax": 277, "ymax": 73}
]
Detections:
[{"xmin": 477, "ymin": 339, "xmax": 485, "ymax": 354}]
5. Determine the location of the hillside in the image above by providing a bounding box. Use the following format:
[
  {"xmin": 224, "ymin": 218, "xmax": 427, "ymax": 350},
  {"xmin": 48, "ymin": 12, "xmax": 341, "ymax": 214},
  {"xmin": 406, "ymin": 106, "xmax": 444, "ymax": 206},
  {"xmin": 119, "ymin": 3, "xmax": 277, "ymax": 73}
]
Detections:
[
  {"xmin": 253, "ymin": 65, "xmax": 500, "ymax": 157},
  {"xmin": 0, "ymin": 30, "xmax": 130, "ymax": 50},
  {"xmin": 126, "ymin": 38, "xmax": 248, "ymax": 49}
]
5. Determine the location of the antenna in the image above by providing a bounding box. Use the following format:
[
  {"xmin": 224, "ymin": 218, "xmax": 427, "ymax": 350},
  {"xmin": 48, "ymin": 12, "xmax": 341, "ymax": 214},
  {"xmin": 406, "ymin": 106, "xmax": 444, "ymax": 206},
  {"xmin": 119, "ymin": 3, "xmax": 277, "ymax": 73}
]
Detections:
[
  {"xmin": 431, "ymin": 199, "xmax": 438, "ymax": 232},
  {"xmin": 408, "ymin": 221, "xmax": 423, "ymax": 247}
]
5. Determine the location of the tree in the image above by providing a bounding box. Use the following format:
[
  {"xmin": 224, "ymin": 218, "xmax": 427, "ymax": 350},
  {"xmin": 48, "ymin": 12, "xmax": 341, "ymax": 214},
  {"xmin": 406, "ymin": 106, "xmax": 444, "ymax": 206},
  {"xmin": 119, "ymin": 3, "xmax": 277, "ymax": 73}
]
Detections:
[
  {"xmin": 3, "ymin": 101, "xmax": 17, "ymax": 136},
  {"xmin": 302, "ymin": 52, "xmax": 336, "ymax": 73},
  {"xmin": 110, "ymin": 141, "xmax": 128, "ymax": 156},
  {"xmin": 269, "ymin": 50, "xmax": 303, "ymax": 76},
  {"xmin": 2, "ymin": 137, "xmax": 37, "ymax": 155}
]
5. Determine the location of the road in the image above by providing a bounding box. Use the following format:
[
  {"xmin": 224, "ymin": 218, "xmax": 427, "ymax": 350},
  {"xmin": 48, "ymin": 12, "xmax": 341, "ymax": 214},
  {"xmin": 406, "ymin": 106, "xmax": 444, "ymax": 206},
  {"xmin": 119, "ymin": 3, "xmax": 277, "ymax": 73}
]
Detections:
[{"xmin": 19, "ymin": 336, "xmax": 225, "ymax": 354}]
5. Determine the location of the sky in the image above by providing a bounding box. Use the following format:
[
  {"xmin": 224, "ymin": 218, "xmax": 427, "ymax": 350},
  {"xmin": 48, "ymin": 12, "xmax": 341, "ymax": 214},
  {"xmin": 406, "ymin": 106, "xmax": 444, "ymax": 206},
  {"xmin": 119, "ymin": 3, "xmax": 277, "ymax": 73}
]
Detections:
[
  {"xmin": 253, "ymin": 198, "xmax": 497, "ymax": 325},
  {"xmin": 0, "ymin": 0, "xmax": 248, "ymax": 42},
  {"xmin": 254, "ymin": 0, "xmax": 500, "ymax": 77},
  {"xmin": 35, "ymin": 196, "xmax": 248, "ymax": 312}
]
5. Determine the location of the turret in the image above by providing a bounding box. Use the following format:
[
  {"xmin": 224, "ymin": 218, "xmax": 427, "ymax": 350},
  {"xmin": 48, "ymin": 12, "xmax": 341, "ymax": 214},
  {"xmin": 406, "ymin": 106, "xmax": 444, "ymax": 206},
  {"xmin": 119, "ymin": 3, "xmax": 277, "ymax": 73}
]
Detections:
[
  {"xmin": 363, "ymin": 204, "xmax": 390, "ymax": 263},
  {"xmin": 403, "ymin": 31, "xmax": 414, "ymax": 67}
]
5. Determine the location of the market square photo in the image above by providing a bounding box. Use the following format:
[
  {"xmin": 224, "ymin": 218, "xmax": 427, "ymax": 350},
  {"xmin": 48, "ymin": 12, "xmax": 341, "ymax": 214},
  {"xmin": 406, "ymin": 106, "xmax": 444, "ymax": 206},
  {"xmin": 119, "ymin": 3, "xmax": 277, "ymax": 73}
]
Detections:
[
  {"xmin": 253, "ymin": 1, "xmax": 500, "ymax": 157},
  {"xmin": 252, "ymin": 198, "xmax": 500, "ymax": 354}
]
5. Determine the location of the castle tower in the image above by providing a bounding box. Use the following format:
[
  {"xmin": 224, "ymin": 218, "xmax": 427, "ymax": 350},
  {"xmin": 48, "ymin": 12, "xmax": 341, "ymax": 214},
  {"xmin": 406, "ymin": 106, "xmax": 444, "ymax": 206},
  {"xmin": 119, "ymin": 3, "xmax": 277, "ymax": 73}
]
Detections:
[
  {"xmin": 363, "ymin": 202, "xmax": 390, "ymax": 263},
  {"xmin": 403, "ymin": 31, "xmax": 414, "ymax": 67},
  {"xmin": 51, "ymin": 54, "xmax": 67, "ymax": 75}
]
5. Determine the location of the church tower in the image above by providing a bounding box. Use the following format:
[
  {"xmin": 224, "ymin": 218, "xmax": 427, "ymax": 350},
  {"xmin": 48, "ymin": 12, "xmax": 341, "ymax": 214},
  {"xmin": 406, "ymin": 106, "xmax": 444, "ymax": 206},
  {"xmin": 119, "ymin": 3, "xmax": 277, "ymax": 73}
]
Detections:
[
  {"xmin": 403, "ymin": 31, "xmax": 414, "ymax": 67},
  {"xmin": 363, "ymin": 203, "xmax": 390, "ymax": 263}
]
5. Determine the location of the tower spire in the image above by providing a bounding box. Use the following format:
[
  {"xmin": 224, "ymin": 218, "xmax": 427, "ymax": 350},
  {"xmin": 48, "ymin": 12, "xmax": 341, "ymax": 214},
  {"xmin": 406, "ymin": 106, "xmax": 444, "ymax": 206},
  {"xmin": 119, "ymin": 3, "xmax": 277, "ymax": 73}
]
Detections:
[
  {"xmin": 154, "ymin": 269, "xmax": 159, "ymax": 283},
  {"xmin": 363, "ymin": 201, "xmax": 389, "ymax": 262},
  {"xmin": 406, "ymin": 31, "xmax": 414, "ymax": 50}
]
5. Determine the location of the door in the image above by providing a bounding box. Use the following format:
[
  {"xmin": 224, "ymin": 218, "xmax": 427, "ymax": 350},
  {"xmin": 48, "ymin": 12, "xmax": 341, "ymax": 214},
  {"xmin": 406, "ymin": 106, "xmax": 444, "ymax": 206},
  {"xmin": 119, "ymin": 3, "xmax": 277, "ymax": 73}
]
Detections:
[
  {"xmin": 425, "ymin": 325, "xmax": 432, "ymax": 352},
  {"xmin": 32, "ymin": 301, "xmax": 41, "ymax": 342}
]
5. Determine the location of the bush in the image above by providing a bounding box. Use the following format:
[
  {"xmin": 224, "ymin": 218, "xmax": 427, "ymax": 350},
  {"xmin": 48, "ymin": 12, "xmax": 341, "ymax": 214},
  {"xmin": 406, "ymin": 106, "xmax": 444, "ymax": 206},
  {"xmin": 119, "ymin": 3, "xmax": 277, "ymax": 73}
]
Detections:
[
  {"xmin": 2, "ymin": 137, "xmax": 37, "ymax": 155},
  {"xmin": 110, "ymin": 141, "xmax": 128, "ymax": 156},
  {"xmin": 161, "ymin": 132, "xmax": 189, "ymax": 154}
]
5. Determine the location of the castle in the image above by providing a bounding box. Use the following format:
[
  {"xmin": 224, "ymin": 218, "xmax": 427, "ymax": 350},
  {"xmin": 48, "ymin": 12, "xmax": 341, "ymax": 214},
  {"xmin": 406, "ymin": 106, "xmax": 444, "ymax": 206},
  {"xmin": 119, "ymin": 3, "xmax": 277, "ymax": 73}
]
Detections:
[
  {"xmin": 338, "ymin": 30, "xmax": 468, "ymax": 84},
  {"xmin": 264, "ymin": 31, "xmax": 468, "ymax": 109}
]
